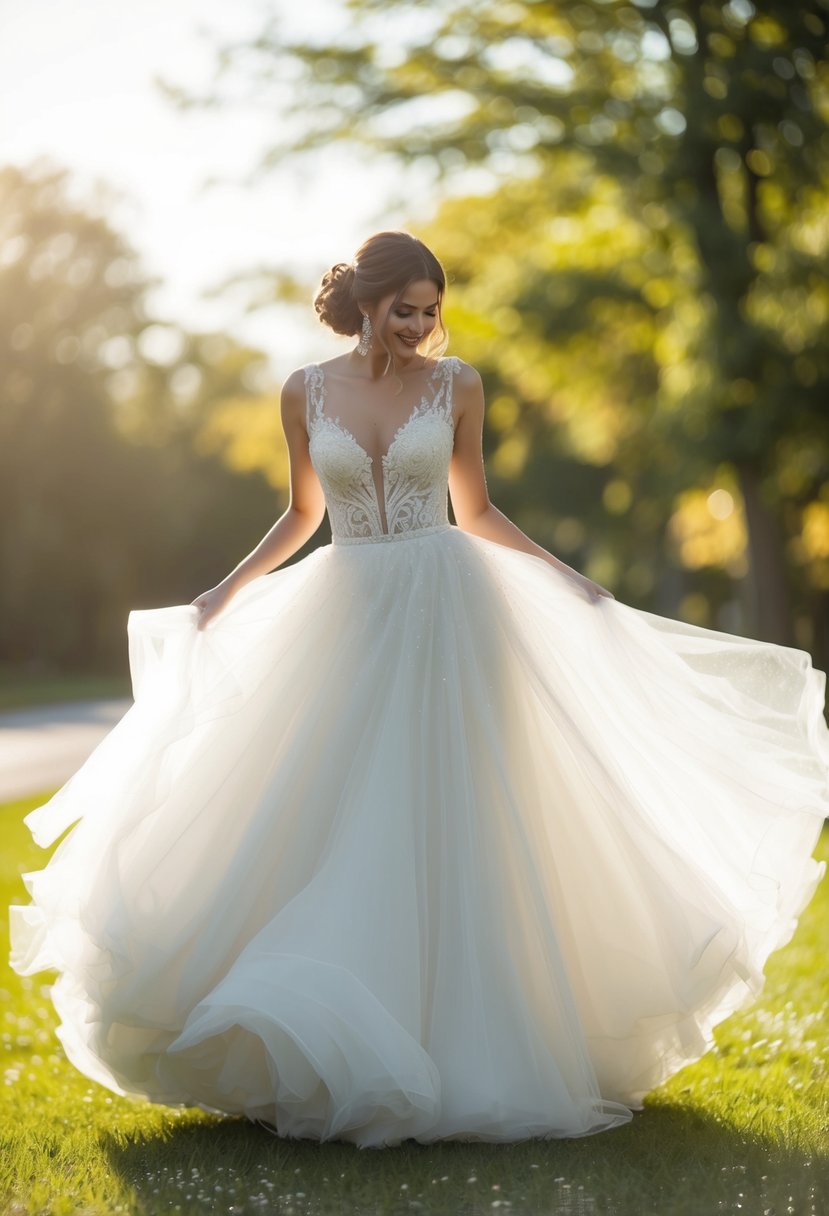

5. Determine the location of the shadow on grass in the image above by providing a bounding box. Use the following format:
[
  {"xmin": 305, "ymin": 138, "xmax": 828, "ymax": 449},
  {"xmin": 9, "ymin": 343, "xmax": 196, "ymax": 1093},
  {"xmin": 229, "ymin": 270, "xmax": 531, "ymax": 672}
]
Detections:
[{"xmin": 100, "ymin": 1099, "xmax": 828, "ymax": 1216}]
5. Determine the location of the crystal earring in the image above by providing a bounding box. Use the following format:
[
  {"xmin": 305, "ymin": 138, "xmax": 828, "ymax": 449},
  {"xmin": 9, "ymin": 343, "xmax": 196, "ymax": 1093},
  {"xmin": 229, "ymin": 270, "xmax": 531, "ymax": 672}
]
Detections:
[{"xmin": 357, "ymin": 313, "xmax": 372, "ymax": 356}]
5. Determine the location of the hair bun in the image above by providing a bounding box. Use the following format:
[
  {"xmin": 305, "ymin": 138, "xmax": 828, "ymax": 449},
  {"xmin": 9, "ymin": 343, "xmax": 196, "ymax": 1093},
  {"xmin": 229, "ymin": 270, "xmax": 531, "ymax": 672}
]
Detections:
[{"xmin": 313, "ymin": 262, "xmax": 362, "ymax": 336}]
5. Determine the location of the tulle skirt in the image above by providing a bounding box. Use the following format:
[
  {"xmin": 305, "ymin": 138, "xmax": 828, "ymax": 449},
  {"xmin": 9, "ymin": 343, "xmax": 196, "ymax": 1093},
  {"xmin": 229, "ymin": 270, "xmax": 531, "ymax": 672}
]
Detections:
[{"xmin": 8, "ymin": 523, "xmax": 829, "ymax": 1147}]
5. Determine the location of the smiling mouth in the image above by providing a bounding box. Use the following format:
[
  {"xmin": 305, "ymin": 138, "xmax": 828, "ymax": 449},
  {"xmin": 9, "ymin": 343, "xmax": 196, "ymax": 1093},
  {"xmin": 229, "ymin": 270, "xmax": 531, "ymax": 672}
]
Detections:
[{"xmin": 397, "ymin": 334, "xmax": 421, "ymax": 345}]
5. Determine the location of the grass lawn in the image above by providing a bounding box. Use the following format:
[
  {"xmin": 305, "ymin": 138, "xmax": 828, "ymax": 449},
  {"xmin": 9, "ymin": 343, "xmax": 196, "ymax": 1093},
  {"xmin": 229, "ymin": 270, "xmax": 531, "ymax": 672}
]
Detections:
[
  {"xmin": 1, "ymin": 792, "xmax": 826, "ymax": 1216},
  {"xmin": 0, "ymin": 671, "xmax": 132, "ymax": 713}
]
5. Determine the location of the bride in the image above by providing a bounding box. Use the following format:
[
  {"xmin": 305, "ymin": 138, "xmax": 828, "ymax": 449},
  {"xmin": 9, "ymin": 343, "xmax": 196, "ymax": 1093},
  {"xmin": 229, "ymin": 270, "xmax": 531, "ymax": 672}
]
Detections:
[
  {"xmin": 192, "ymin": 235, "xmax": 613, "ymax": 629},
  {"xmin": 9, "ymin": 230, "xmax": 829, "ymax": 1149}
]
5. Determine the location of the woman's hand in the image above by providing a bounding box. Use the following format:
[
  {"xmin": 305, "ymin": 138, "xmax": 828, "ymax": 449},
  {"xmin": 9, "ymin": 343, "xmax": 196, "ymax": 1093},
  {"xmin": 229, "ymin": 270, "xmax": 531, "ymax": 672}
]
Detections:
[
  {"xmin": 190, "ymin": 580, "xmax": 238, "ymax": 631},
  {"xmin": 563, "ymin": 569, "xmax": 616, "ymax": 603}
]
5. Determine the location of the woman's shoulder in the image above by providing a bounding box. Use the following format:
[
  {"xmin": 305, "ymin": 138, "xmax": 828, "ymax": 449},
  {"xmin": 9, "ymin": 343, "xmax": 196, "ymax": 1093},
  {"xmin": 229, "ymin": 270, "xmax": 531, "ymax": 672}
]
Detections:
[
  {"xmin": 281, "ymin": 366, "xmax": 311, "ymax": 394},
  {"xmin": 279, "ymin": 365, "xmax": 320, "ymax": 420},
  {"xmin": 439, "ymin": 355, "xmax": 482, "ymax": 392},
  {"xmin": 283, "ymin": 359, "xmax": 335, "ymax": 388}
]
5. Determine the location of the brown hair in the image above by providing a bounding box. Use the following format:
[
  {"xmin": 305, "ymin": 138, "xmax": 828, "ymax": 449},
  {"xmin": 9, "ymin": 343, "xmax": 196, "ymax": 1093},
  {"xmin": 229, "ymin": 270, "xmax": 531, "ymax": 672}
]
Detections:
[{"xmin": 313, "ymin": 231, "xmax": 449, "ymax": 370}]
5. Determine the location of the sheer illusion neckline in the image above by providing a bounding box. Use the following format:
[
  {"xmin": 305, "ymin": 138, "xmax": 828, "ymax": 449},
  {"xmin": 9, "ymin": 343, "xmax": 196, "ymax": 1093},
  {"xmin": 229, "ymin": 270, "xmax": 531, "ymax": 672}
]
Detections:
[{"xmin": 310, "ymin": 361, "xmax": 447, "ymax": 469}]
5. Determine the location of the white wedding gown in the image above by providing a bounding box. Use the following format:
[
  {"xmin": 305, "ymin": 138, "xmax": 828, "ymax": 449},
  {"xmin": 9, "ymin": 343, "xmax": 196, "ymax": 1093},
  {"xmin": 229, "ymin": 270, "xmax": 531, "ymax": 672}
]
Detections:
[{"xmin": 9, "ymin": 356, "xmax": 829, "ymax": 1147}]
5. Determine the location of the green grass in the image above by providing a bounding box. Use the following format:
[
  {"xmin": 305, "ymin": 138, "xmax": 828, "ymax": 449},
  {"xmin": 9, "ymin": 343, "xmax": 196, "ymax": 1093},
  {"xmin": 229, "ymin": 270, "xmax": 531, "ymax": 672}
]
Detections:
[
  {"xmin": 0, "ymin": 670, "xmax": 132, "ymax": 713},
  {"xmin": 1, "ymin": 792, "xmax": 827, "ymax": 1216}
]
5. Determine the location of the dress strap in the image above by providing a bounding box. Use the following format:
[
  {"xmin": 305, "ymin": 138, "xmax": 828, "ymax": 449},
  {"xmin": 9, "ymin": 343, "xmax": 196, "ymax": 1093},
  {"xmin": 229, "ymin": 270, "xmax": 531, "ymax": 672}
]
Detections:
[
  {"xmin": 303, "ymin": 364, "xmax": 325, "ymax": 434},
  {"xmin": 439, "ymin": 356, "xmax": 462, "ymax": 422}
]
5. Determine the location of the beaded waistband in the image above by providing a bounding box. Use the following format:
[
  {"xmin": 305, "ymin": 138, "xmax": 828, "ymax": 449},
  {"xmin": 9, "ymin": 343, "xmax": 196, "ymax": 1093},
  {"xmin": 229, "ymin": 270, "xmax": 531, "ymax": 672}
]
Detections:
[{"xmin": 333, "ymin": 522, "xmax": 452, "ymax": 546}]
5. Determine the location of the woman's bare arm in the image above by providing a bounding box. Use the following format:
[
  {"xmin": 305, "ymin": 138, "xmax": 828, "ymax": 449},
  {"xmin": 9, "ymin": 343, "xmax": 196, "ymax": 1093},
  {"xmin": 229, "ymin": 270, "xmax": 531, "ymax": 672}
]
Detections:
[
  {"xmin": 192, "ymin": 370, "xmax": 326, "ymax": 627},
  {"xmin": 448, "ymin": 362, "xmax": 614, "ymax": 599},
  {"xmin": 221, "ymin": 370, "xmax": 325, "ymax": 586}
]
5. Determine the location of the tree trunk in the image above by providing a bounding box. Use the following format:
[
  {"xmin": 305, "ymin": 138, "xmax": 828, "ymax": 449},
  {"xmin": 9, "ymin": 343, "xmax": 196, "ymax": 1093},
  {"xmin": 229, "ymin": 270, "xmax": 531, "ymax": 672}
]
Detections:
[
  {"xmin": 810, "ymin": 593, "xmax": 829, "ymax": 692},
  {"xmin": 735, "ymin": 462, "xmax": 794, "ymax": 646}
]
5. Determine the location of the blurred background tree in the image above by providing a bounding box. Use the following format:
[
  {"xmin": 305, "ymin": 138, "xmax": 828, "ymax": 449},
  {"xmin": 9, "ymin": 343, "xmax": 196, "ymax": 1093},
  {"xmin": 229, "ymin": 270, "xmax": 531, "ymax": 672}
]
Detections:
[
  {"xmin": 0, "ymin": 164, "xmax": 296, "ymax": 676},
  {"xmin": 166, "ymin": 0, "xmax": 829, "ymax": 664},
  {"xmin": 3, "ymin": 1, "xmax": 827, "ymax": 687}
]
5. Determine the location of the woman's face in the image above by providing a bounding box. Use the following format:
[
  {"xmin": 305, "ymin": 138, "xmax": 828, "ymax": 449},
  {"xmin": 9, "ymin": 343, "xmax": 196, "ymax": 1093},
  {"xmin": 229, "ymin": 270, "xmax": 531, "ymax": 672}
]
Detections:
[{"xmin": 368, "ymin": 278, "xmax": 440, "ymax": 361}]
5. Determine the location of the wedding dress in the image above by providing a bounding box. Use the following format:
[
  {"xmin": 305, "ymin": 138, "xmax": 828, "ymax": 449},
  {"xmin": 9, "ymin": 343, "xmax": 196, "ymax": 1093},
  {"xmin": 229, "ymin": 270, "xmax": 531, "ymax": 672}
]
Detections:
[{"xmin": 9, "ymin": 356, "xmax": 829, "ymax": 1147}]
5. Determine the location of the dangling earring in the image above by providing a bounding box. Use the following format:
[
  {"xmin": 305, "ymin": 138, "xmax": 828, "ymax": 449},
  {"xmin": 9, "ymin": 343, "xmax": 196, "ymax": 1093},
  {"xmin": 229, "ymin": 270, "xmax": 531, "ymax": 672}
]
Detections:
[{"xmin": 357, "ymin": 313, "xmax": 372, "ymax": 356}]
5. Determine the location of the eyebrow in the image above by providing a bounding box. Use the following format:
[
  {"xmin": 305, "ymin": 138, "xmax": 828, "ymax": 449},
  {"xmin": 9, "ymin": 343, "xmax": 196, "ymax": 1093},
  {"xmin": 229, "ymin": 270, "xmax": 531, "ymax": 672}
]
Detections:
[{"xmin": 398, "ymin": 299, "xmax": 439, "ymax": 309}]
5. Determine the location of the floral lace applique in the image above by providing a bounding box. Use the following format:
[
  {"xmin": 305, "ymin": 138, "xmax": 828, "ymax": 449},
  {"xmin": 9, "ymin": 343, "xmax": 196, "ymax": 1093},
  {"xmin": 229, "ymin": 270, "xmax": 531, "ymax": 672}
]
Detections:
[{"xmin": 305, "ymin": 358, "xmax": 460, "ymax": 541}]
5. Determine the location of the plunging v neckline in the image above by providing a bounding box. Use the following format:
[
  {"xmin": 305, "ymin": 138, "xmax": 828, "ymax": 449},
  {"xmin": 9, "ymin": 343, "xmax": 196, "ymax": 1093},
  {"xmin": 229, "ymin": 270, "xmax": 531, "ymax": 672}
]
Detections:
[{"xmin": 313, "ymin": 362, "xmax": 440, "ymax": 469}]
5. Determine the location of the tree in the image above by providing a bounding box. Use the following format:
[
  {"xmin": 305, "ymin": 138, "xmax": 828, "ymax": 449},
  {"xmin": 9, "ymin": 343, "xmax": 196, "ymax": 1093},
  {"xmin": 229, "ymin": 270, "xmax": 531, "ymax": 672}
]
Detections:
[
  {"xmin": 167, "ymin": 0, "xmax": 829, "ymax": 656},
  {"xmin": 0, "ymin": 163, "xmax": 290, "ymax": 673}
]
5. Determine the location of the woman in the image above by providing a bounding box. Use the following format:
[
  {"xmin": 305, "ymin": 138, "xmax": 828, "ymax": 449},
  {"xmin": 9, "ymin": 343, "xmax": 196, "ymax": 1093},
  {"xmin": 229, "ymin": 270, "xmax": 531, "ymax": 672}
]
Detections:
[{"xmin": 10, "ymin": 230, "xmax": 829, "ymax": 1149}]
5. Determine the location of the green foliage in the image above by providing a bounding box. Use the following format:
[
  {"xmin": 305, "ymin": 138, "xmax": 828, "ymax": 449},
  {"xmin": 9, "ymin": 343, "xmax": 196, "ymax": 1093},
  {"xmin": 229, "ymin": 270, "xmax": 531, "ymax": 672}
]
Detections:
[
  {"xmin": 1, "ymin": 793, "xmax": 827, "ymax": 1214},
  {"xmin": 170, "ymin": 0, "xmax": 829, "ymax": 661},
  {"xmin": 0, "ymin": 165, "xmax": 289, "ymax": 675}
]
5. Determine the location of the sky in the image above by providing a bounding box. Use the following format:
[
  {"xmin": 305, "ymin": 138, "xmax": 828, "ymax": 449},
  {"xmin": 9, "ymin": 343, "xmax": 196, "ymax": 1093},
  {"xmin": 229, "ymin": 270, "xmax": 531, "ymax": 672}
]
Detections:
[{"xmin": 0, "ymin": 0, "xmax": 437, "ymax": 377}]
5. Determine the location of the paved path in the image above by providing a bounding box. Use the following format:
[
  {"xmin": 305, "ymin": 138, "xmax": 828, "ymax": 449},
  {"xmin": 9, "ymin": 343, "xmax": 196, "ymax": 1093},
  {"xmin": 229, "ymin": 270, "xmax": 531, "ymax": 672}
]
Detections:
[{"xmin": 0, "ymin": 699, "xmax": 133, "ymax": 802}]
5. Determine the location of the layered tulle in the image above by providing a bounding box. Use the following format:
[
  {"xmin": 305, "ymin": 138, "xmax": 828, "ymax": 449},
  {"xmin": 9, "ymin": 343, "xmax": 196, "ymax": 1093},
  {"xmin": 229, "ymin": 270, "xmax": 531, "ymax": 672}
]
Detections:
[{"xmin": 9, "ymin": 525, "xmax": 829, "ymax": 1146}]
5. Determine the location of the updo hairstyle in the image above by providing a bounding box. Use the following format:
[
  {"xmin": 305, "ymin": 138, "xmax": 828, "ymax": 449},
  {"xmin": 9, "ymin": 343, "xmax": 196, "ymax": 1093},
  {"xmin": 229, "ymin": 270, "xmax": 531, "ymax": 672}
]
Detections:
[{"xmin": 313, "ymin": 231, "xmax": 449, "ymax": 361}]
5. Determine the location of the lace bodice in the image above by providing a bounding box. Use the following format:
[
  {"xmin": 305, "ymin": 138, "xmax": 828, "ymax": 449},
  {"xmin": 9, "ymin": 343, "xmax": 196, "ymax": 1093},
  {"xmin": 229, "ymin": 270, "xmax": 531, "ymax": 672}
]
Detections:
[{"xmin": 305, "ymin": 357, "xmax": 461, "ymax": 544}]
